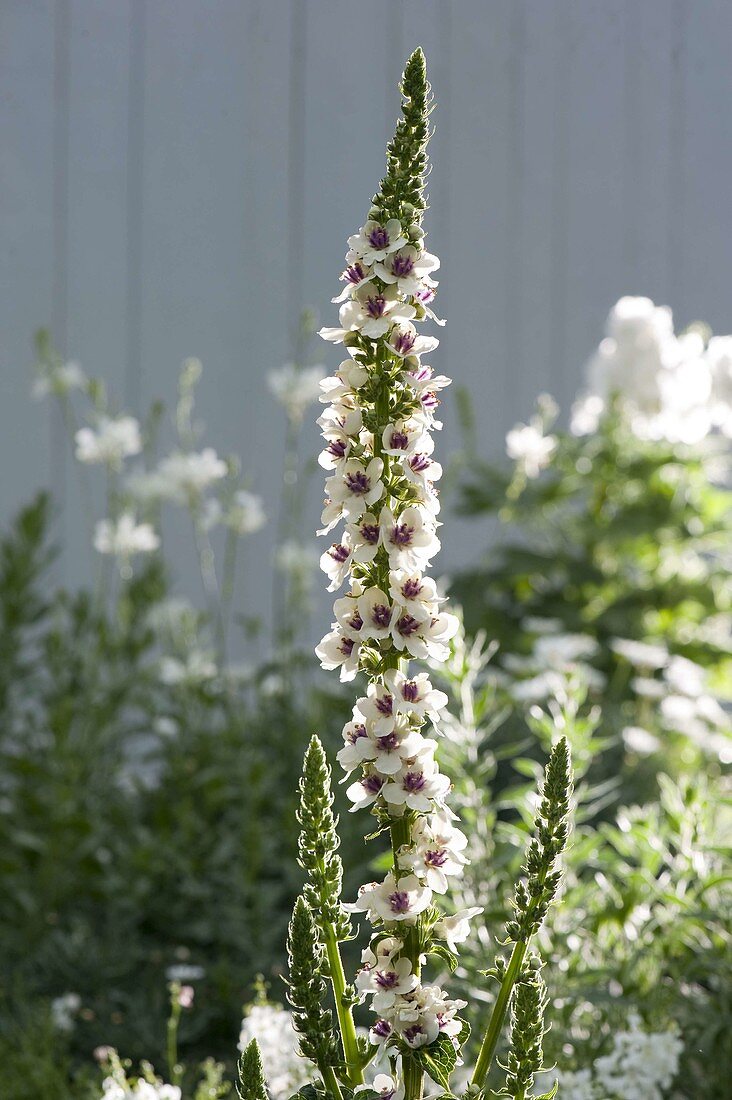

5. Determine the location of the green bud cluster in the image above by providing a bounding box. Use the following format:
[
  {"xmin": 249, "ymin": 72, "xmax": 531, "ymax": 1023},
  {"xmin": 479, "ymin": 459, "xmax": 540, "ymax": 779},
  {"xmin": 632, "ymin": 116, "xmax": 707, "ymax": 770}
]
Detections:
[
  {"xmin": 286, "ymin": 895, "xmax": 340, "ymax": 1075},
  {"xmin": 499, "ymin": 956, "xmax": 550, "ymax": 1099},
  {"xmin": 297, "ymin": 736, "xmax": 351, "ymax": 940},
  {"xmin": 236, "ymin": 1039, "xmax": 268, "ymax": 1100},
  {"xmin": 371, "ymin": 47, "xmax": 433, "ymax": 231},
  {"xmin": 506, "ymin": 737, "xmax": 572, "ymax": 943}
]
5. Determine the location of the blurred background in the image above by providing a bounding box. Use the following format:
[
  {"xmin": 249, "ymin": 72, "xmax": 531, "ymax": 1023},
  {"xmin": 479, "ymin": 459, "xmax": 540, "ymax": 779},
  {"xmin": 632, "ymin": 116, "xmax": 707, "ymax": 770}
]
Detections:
[
  {"xmin": 3, "ymin": 0, "xmax": 732, "ymax": 621},
  {"xmin": 1, "ymin": 4, "xmax": 731, "ymax": 1099}
]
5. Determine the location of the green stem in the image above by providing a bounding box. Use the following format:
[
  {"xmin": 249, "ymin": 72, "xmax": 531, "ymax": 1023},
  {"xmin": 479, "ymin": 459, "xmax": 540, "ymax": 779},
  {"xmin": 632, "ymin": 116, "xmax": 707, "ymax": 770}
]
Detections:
[
  {"xmin": 322, "ymin": 1063, "xmax": 345, "ymax": 1100},
  {"xmin": 323, "ymin": 925, "xmax": 363, "ymax": 1087},
  {"xmin": 166, "ymin": 1003, "xmax": 182, "ymax": 1087},
  {"xmin": 471, "ymin": 939, "xmax": 527, "ymax": 1089}
]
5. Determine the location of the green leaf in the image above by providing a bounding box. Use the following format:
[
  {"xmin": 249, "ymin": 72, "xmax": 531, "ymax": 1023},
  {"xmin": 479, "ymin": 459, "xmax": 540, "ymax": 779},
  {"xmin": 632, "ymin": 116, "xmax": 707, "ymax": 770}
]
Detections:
[
  {"xmin": 535, "ymin": 1081, "xmax": 559, "ymax": 1099},
  {"xmin": 410, "ymin": 1027, "xmax": 468, "ymax": 1089}
]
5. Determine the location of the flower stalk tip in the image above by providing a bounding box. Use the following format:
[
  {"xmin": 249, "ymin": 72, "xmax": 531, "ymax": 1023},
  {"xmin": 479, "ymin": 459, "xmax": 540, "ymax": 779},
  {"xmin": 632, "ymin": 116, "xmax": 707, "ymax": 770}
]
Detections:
[{"xmin": 236, "ymin": 1039, "xmax": 269, "ymax": 1100}]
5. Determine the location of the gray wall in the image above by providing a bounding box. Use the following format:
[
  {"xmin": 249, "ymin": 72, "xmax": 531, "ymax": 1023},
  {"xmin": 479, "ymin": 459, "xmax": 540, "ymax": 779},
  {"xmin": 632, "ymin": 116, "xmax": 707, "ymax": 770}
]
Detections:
[{"xmin": 2, "ymin": 1, "xmax": 732, "ymax": 634}]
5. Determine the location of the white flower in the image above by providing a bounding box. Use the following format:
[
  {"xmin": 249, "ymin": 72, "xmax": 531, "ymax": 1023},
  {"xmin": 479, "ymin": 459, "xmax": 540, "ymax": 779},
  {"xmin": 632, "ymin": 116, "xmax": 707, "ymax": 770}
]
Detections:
[
  {"xmin": 533, "ymin": 633, "xmax": 597, "ymax": 667},
  {"xmin": 238, "ymin": 1002, "xmax": 311, "ymax": 1098},
  {"xmin": 346, "ymin": 512, "xmax": 382, "ymax": 563},
  {"xmin": 392, "ymin": 608, "xmax": 459, "ymax": 662},
  {"xmin": 358, "ymin": 587, "xmax": 395, "ymax": 639},
  {"xmin": 381, "ymin": 753, "xmax": 450, "ymax": 813},
  {"xmin": 345, "ymin": 772, "xmax": 387, "ymax": 811},
  {"xmin": 154, "ymin": 449, "xmax": 227, "ymax": 501},
  {"xmin": 380, "ymin": 506, "xmax": 439, "ymax": 571},
  {"xmin": 347, "ymin": 219, "xmax": 408, "ymax": 265},
  {"xmin": 383, "ymin": 669, "xmax": 449, "ymax": 723},
  {"xmin": 506, "ymin": 418, "xmax": 556, "ymax": 477},
  {"xmin": 610, "ymin": 638, "xmax": 669, "ymax": 670},
  {"xmin": 320, "ymin": 538, "xmax": 354, "ymax": 591},
  {"xmin": 94, "ymin": 514, "xmax": 159, "ymax": 558},
  {"xmin": 33, "ymin": 359, "xmax": 87, "ymax": 399},
  {"xmin": 332, "ymin": 259, "xmax": 375, "ymax": 303},
  {"xmin": 433, "ymin": 907, "xmax": 483, "ymax": 953},
  {"xmin": 374, "ymin": 245, "xmax": 440, "ymax": 296},
  {"xmin": 268, "ymin": 363, "xmax": 326, "ymax": 422},
  {"xmin": 382, "ymin": 418, "xmax": 434, "ymax": 459},
  {"xmin": 706, "ymin": 334, "xmax": 732, "ymax": 434},
  {"xmin": 315, "ymin": 626, "xmax": 361, "ymax": 681},
  {"xmin": 159, "ymin": 651, "xmax": 217, "ymax": 686},
  {"xmin": 75, "ymin": 416, "xmax": 142, "ymax": 467},
  {"xmin": 387, "ymin": 322, "xmax": 439, "ymax": 359},
  {"xmin": 328, "ymin": 458, "xmax": 385, "ymax": 518},
  {"xmin": 51, "ymin": 991, "xmax": 81, "ymax": 1032},
  {"xmin": 351, "ymin": 873, "xmax": 432, "ymax": 924},
  {"xmin": 338, "ymin": 285, "xmax": 416, "ymax": 340},
  {"xmin": 622, "ymin": 726, "xmax": 661, "ymax": 755},
  {"xmin": 224, "ymin": 491, "xmax": 266, "ymax": 534},
  {"xmin": 356, "ymin": 956, "xmax": 419, "ymax": 1013},
  {"xmin": 356, "ymin": 1073, "xmax": 404, "ymax": 1100}
]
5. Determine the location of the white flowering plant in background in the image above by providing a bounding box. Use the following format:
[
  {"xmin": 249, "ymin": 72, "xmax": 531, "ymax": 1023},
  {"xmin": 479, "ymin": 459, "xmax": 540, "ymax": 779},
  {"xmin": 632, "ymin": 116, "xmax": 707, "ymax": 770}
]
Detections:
[{"xmin": 238, "ymin": 50, "xmax": 573, "ymax": 1100}]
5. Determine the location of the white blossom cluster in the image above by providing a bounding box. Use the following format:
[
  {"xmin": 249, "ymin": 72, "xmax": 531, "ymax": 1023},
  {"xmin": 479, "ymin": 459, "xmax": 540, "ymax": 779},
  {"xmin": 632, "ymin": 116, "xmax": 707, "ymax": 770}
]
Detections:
[
  {"xmin": 315, "ymin": 213, "xmax": 481, "ymax": 1059},
  {"xmin": 101, "ymin": 1080, "xmax": 180, "ymax": 1100},
  {"xmin": 572, "ymin": 295, "xmax": 732, "ymax": 444},
  {"xmin": 541, "ymin": 1014, "xmax": 683, "ymax": 1100}
]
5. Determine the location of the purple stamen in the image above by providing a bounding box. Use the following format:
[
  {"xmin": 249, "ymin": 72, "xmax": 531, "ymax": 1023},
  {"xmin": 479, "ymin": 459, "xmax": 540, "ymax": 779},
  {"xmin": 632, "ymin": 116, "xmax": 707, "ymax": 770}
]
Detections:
[
  {"xmin": 348, "ymin": 612, "xmax": 364, "ymax": 632},
  {"xmin": 363, "ymin": 775, "xmax": 384, "ymax": 794},
  {"xmin": 391, "ymin": 522, "xmax": 415, "ymax": 547},
  {"xmin": 404, "ymin": 1025, "xmax": 424, "ymax": 1044},
  {"xmin": 388, "ymin": 890, "xmax": 411, "ymax": 914},
  {"xmin": 329, "ymin": 543, "xmax": 350, "ymax": 563},
  {"xmin": 339, "ymin": 637, "xmax": 355, "ymax": 656},
  {"xmin": 360, "ymin": 522, "xmax": 380, "ymax": 544},
  {"xmin": 409, "ymin": 454, "xmax": 431, "ymax": 473},
  {"xmin": 372, "ymin": 1019, "xmax": 392, "ymax": 1039},
  {"xmin": 403, "ymin": 771, "xmax": 426, "ymax": 793},
  {"xmin": 347, "ymin": 723, "xmax": 368, "ymax": 743},
  {"xmin": 422, "ymin": 391, "xmax": 439, "ymax": 411},
  {"xmin": 396, "ymin": 614, "xmax": 421, "ymax": 637},
  {"xmin": 389, "ymin": 430, "xmax": 410, "ymax": 450},
  {"xmin": 402, "ymin": 680, "xmax": 420, "ymax": 702},
  {"xmin": 343, "ymin": 262, "xmax": 367, "ymax": 285},
  {"xmin": 371, "ymin": 603, "xmax": 392, "ymax": 628},
  {"xmin": 375, "ymin": 694, "xmax": 393, "ymax": 716},
  {"xmin": 346, "ymin": 470, "xmax": 371, "ymax": 495},
  {"xmin": 392, "ymin": 328, "xmax": 416, "ymax": 355},
  {"xmin": 425, "ymin": 848, "xmax": 448, "ymax": 867},
  {"xmin": 391, "ymin": 253, "xmax": 414, "ymax": 277},
  {"xmin": 328, "ymin": 439, "xmax": 347, "ymax": 459},
  {"xmin": 375, "ymin": 969, "xmax": 399, "ymax": 989},
  {"xmin": 365, "ymin": 295, "xmax": 387, "ymax": 319},
  {"xmin": 377, "ymin": 732, "xmax": 399, "ymax": 751},
  {"xmin": 402, "ymin": 578, "xmax": 423, "ymax": 598},
  {"xmin": 368, "ymin": 225, "xmax": 390, "ymax": 250}
]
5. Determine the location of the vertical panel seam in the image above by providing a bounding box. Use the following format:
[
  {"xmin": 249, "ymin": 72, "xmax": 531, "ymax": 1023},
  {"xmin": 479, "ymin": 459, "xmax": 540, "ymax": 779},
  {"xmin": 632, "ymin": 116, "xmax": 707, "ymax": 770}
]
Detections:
[
  {"xmin": 126, "ymin": 0, "xmax": 146, "ymax": 413},
  {"xmin": 287, "ymin": 0, "xmax": 306, "ymax": 357}
]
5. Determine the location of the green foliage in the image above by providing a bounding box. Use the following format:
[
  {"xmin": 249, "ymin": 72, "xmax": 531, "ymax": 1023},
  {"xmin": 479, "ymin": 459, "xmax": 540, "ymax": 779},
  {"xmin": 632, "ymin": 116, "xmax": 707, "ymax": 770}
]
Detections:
[
  {"xmin": 498, "ymin": 958, "xmax": 549, "ymax": 1098},
  {"xmin": 372, "ymin": 47, "xmax": 432, "ymax": 228},
  {"xmin": 236, "ymin": 1040, "xmax": 268, "ymax": 1100},
  {"xmin": 297, "ymin": 737, "xmax": 351, "ymax": 939}
]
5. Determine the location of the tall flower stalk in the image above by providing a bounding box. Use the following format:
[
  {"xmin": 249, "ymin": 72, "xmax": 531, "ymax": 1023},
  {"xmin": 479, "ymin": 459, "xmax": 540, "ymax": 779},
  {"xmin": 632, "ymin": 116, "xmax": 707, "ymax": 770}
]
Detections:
[{"xmin": 241, "ymin": 49, "xmax": 573, "ymax": 1100}]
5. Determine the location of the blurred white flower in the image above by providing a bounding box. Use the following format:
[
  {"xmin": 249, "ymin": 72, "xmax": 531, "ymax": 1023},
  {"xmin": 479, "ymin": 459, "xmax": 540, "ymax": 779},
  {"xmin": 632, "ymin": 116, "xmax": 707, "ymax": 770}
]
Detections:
[
  {"xmin": 94, "ymin": 514, "xmax": 159, "ymax": 558},
  {"xmin": 505, "ymin": 418, "xmax": 556, "ymax": 477},
  {"xmin": 610, "ymin": 638, "xmax": 669, "ymax": 670},
  {"xmin": 33, "ymin": 359, "xmax": 87, "ymax": 399},
  {"xmin": 705, "ymin": 334, "xmax": 732, "ymax": 435},
  {"xmin": 51, "ymin": 991, "xmax": 81, "ymax": 1032},
  {"xmin": 579, "ymin": 296, "xmax": 713, "ymax": 444},
  {"xmin": 225, "ymin": 490, "xmax": 266, "ymax": 534},
  {"xmin": 128, "ymin": 449, "xmax": 227, "ymax": 504},
  {"xmin": 622, "ymin": 726, "xmax": 661, "ymax": 756},
  {"xmin": 159, "ymin": 651, "xmax": 217, "ymax": 686},
  {"xmin": 268, "ymin": 363, "xmax": 327, "ymax": 422},
  {"xmin": 238, "ymin": 1002, "xmax": 311, "ymax": 1099},
  {"xmin": 76, "ymin": 416, "xmax": 142, "ymax": 467}
]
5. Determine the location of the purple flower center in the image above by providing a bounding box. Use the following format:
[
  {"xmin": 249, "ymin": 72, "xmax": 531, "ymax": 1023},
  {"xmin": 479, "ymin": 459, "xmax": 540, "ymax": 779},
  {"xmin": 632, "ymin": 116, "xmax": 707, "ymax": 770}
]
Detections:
[
  {"xmin": 329, "ymin": 543, "xmax": 350, "ymax": 563},
  {"xmin": 365, "ymin": 295, "xmax": 387, "ymax": 319},
  {"xmin": 422, "ymin": 391, "xmax": 439, "ymax": 411},
  {"xmin": 347, "ymin": 724, "xmax": 368, "ymax": 743},
  {"xmin": 425, "ymin": 848, "xmax": 448, "ymax": 867},
  {"xmin": 375, "ymin": 694, "xmax": 393, "ymax": 716},
  {"xmin": 343, "ymin": 262, "xmax": 367, "ymax": 285},
  {"xmin": 368, "ymin": 225, "xmax": 390, "ymax": 250},
  {"xmin": 402, "ymin": 680, "xmax": 420, "ymax": 702},
  {"xmin": 404, "ymin": 1025, "xmax": 425, "ymax": 1044},
  {"xmin": 377, "ymin": 732, "xmax": 399, "ymax": 751},
  {"xmin": 363, "ymin": 774, "xmax": 384, "ymax": 794},
  {"xmin": 328, "ymin": 439, "xmax": 347, "ymax": 459},
  {"xmin": 346, "ymin": 470, "xmax": 371, "ymax": 495},
  {"xmin": 391, "ymin": 522, "xmax": 415, "ymax": 547},
  {"xmin": 396, "ymin": 614, "xmax": 421, "ymax": 637},
  {"xmin": 410, "ymin": 365, "xmax": 431, "ymax": 383},
  {"xmin": 402, "ymin": 578, "xmax": 423, "ymax": 598},
  {"xmin": 392, "ymin": 328, "xmax": 416, "ymax": 355},
  {"xmin": 348, "ymin": 612, "xmax": 364, "ymax": 632},
  {"xmin": 416, "ymin": 285, "xmax": 435, "ymax": 303},
  {"xmin": 371, "ymin": 603, "xmax": 392, "ymax": 628},
  {"xmin": 339, "ymin": 637, "xmax": 355, "ymax": 656},
  {"xmin": 410, "ymin": 454, "xmax": 431, "ymax": 473},
  {"xmin": 388, "ymin": 890, "xmax": 411, "ymax": 914},
  {"xmin": 389, "ymin": 429, "xmax": 409, "ymax": 450},
  {"xmin": 360, "ymin": 522, "xmax": 380, "ymax": 544},
  {"xmin": 391, "ymin": 253, "xmax": 414, "ymax": 277},
  {"xmin": 372, "ymin": 1019, "xmax": 392, "ymax": 1038},
  {"xmin": 403, "ymin": 771, "xmax": 426, "ymax": 793},
  {"xmin": 375, "ymin": 969, "xmax": 399, "ymax": 989}
]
